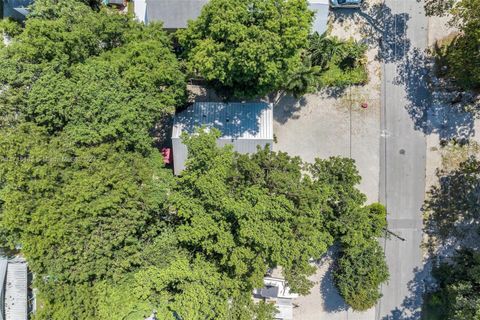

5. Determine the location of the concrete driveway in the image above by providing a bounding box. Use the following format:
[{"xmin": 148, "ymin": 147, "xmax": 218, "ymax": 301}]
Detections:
[
  {"xmin": 273, "ymin": 53, "xmax": 382, "ymax": 320},
  {"xmin": 273, "ymin": 82, "xmax": 381, "ymax": 204}
]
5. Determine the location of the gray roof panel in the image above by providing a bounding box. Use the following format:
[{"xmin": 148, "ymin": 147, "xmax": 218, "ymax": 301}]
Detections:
[{"xmin": 145, "ymin": 0, "xmax": 209, "ymax": 29}]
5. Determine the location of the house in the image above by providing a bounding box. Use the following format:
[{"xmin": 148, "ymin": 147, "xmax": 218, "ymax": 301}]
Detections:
[
  {"xmin": 172, "ymin": 102, "xmax": 273, "ymax": 175},
  {"xmin": 2, "ymin": 0, "xmax": 33, "ymax": 21},
  {"xmin": 309, "ymin": 0, "xmax": 330, "ymax": 35},
  {"xmin": 0, "ymin": 258, "xmax": 29, "ymax": 320},
  {"xmin": 133, "ymin": 0, "xmax": 329, "ymax": 34},
  {"xmin": 253, "ymin": 277, "xmax": 299, "ymax": 320},
  {"xmin": 133, "ymin": 0, "xmax": 208, "ymax": 30}
]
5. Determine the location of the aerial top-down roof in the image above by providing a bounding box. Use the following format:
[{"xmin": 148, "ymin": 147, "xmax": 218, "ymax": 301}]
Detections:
[
  {"xmin": 173, "ymin": 102, "xmax": 273, "ymax": 140},
  {"xmin": 145, "ymin": 0, "xmax": 209, "ymax": 29}
]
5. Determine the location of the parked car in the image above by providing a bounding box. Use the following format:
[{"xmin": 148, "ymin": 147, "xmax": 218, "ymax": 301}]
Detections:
[{"xmin": 330, "ymin": 0, "xmax": 363, "ymax": 8}]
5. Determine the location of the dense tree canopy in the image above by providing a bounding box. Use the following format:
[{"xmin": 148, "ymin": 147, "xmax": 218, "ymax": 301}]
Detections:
[
  {"xmin": 177, "ymin": 0, "xmax": 313, "ymax": 98},
  {"xmin": 0, "ymin": 124, "xmax": 174, "ymax": 283},
  {"xmin": 0, "ymin": 0, "xmax": 186, "ymax": 131},
  {"xmin": 26, "ymin": 36, "xmax": 186, "ymax": 151},
  {"xmin": 0, "ymin": 1, "xmax": 389, "ymax": 318},
  {"xmin": 0, "ymin": 1, "xmax": 187, "ymax": 318},
  {"xmin": 170, "ymin": 129, "xmax": 388, "ymax": 309},
  {"xmin": 171, "ymin": 129, "xmax": 332, "ymax": 294}
]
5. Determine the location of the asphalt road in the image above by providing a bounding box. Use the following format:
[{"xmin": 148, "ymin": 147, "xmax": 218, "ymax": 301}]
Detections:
[{"xmin": 377, "ymin": 0, "xmax": 429, "ymax": 319}]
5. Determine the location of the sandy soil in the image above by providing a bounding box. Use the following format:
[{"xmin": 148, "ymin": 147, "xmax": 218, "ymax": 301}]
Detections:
[{"xmin": 423, "ymin": 15, "xmax": 480, "ymax": 261}]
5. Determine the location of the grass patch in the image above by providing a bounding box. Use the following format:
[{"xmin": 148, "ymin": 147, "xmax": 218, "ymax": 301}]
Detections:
[{"xmin": 441, "ymin": 140, "xmax": 480, "ymax": 171}]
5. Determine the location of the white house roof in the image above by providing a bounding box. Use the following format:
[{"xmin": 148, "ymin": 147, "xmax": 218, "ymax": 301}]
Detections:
[{"xmin": 173, "ymin": 102, "xmax": 273, "ymax": 140}]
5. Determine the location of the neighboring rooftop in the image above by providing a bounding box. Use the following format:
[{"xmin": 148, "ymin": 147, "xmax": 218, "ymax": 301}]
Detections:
[
  {"xmin": 134, "ymin": 0, "xmax": 208, "ymax": 29},
  {"xmin": 253, "ymin": 276, "xmax": 298, "ymax": 320},
  {"xmin": 133, "ymin": 0, "xmax": 329, "ymax": 33}
]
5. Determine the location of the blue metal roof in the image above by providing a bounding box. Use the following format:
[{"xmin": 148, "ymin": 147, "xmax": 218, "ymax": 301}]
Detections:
[{"xmin": 173, "ymin": 102, "xmax": 273, "ymax": 140}]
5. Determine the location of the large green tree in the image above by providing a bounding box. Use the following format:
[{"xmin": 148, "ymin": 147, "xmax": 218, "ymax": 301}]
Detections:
[
  {"xmin": 0, "ymin": 124, "xmax": 174, "ymax": 283},
  {"xmin": 169, "ymin": 129, "xmax": 388, "ymax": 309},
  {"xmin": 177, "ymin": 0, "xmax": 313, "ymax": 98},
  {"xmin": 0, "ymin": 0, "xmax": 186, "ymax": 130},
  {"xmin": 0, "ymin": 1, "xmax": 187, "ymax": 318},
  {"xmin": 170, "ymin": 129, "xmax": 332, "ymax": 294},
  {"xmin": 446, "ymin": 0, "xmax": 480, "ymax": 89},
  {"xmin": 25, "ymin": 35, "xmax": 186, "ymax": 152}
]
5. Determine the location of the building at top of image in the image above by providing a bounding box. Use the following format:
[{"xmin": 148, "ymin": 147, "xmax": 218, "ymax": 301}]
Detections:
[
  {"xmin": 133, "ymin": 0, "xmax": 330, "ymax": 34},
  {"xmin": 133, "ymin": 0, "xmax": 208, "ymax": 30},
  {"xmin": 171, "ymin": 102, "xmax": 273, "ymax": 175}
]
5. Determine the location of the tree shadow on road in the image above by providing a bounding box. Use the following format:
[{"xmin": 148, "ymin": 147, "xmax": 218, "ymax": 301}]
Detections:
[
  {"xmin": 396, "ymin": 48, "xmax": 476, "ymax": 140},
  {"xmin": 381, "ymin": 264, "xmax": 432, "ymax": 320},
  {"xmin": 331, "ymin": 3, "xmax": 411, "ymax": 63},
  {"xmin": 363, "ymin": 3, "xmax": 411, "ymax": 63}
]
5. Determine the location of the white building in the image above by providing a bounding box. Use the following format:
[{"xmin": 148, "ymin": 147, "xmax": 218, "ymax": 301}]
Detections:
[
  {"xmin": 172, "ymin": 102, "xmax": 273, "ymax": 175},
  {"xmin": 253, "ymin": 277, "xmax": 299, "ymax": 320}
]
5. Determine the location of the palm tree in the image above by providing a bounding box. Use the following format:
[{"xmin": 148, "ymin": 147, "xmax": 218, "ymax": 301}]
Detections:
[
  {"xmin": 308, "ymin": 33, "xmax": 346, "ymax": 70},
  {"xmin": 285, "ymin": 57, "xmax": 322, "ymax": 98}
]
